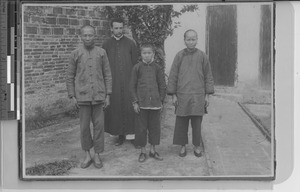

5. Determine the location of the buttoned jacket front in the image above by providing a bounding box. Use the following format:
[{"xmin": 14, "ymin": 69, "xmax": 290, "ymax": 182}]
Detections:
[
  {"xmin": 167, "ymin": 48, "xmax": 214, "ymax": 116},
  {"xmin": 66, "ymin": 45, "xmax": 112, "ymax": 102},
  {"xmin": 130, "ymin": 61, "xmax": 166, "ymax": 108}
]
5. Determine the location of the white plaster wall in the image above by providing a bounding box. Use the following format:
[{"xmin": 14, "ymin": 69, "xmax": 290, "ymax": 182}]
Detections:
[
  {"xmin": 236, "ymin": 4, "xmax": 261, "ymax": 85},
  {"xmin": 165, "ymin": 3, "xmax": 263, "ymax": 87},
  {"xmin": 165, "ymin": 4, "xmax": 207, "ymax": 74}
]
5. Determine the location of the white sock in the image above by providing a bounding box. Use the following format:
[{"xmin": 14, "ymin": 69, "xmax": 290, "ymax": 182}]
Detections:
[{"xmin": 126, "ymin": 134, "xmax": 135, "ymax": 140}]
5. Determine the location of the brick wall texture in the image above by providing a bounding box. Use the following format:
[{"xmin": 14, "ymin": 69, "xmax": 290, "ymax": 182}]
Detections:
[{"xmin": 24, "ymin": 6, "xmax": 111, "ymax": 118}]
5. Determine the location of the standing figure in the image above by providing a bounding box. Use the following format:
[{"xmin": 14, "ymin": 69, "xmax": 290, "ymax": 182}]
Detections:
[
  {"xmin": 130, "ymin": 44, "xmax": 166, "ymax": 162},
  {"xmin": 167, "ymin": 29, "xmax": 214, "ymax": 157},
  {"xmin": 102, "ymin": 18, "xmax": 138, "ymax": 146},
  {"xmin": 66, "ymin": 25, "xmax": 112, "ymax": 169}
]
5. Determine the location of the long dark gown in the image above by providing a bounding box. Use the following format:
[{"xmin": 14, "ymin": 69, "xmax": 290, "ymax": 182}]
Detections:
[{"xmin": 102, "ymin": 36, "xmax": 138, "ymax": 135}]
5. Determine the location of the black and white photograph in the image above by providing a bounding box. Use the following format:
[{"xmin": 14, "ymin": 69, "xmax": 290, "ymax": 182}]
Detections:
[{"xmin": 21, "ymin": 1, "xmax": 274, "ymax": 180}]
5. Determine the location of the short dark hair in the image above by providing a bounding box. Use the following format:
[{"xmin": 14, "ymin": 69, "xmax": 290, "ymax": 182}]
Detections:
[
  {"xmin": 110, "ymin": 18, "xmax": 124, "ymax": 27},
  {"xmin": 140, "ymin": 44, "xmax": 155, "ymax": 52},
  {"xmin": 80, "ymin": 24, "xmax": 96, "ymax": 35},
  {"xmin": 184, "ymin": 29, "xmax": 198, "ymax": 39}
]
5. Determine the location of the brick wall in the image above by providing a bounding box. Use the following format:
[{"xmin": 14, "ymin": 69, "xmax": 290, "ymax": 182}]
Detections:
[{"xmin": 23, "ymin": 6, "xmax": 111, "ymax": 118}]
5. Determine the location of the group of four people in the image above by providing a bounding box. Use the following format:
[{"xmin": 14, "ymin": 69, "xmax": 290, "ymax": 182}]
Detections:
[{"xmin": 66, "ymin": 18, "xmax": 214, "ymax": 169}]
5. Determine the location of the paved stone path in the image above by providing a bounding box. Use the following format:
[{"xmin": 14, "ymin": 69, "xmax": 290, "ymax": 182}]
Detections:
[{"xmin": 202, "ymin": 96, "xmax": 273, "ymax": 176}]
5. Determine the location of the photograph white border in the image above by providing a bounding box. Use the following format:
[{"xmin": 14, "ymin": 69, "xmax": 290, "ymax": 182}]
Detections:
[
  {"xmin": 20, "ymin": 1, "xmax": 275, "ymax": 180},
  {"xmin": 0, "ymin": 1, "xmax": 296, "ymax": 190}
]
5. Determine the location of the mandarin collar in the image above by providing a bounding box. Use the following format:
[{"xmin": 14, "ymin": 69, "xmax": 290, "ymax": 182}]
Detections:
[
  {"xmin": 82, "ymin": 45, "xmax": 95, "ymax": 52},
  {"xmin": 142, "ymin": 58, "xmax": 154, "ymax": 65},
  {"xmin": 183, "ymin": 48, "xmax": 197, "ymax": 55}
]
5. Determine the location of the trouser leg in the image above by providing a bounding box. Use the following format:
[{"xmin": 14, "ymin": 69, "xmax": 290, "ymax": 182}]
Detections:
[
  {"xmin": 79, "ymin": 105, "xmax": 93, "ymax": 151},
  {"xmin": 173, "ymin": 116, "xmax": 190, "ymax": 145},
  {"xmin": 148, "ymin": 110, "xmax": 161, "ymax": 146},
  {"xmin": 134, "ymin": 109, "xmax": 148, "ymax": 147},
  {"xmin": 118, "ymin": 135, "xmax": 125, "ymax": 140},
  {"xmin": 91, "ymin": 104, "xmax": 105, "ymax": 153},
  {"xmin": 191, "ymin": 116, "xmax": 203, "ymax": 147}
]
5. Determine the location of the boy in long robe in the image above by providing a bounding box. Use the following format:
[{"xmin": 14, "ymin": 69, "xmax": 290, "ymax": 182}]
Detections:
[{"xmin": 167, "ymin": 29, "xmax": 214, "ymax": 157}]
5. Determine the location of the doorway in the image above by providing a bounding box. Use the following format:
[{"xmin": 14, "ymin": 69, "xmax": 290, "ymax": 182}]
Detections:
[{"xmin": 206, "ymin": 5, "xmax": 237, "ymax": 86}]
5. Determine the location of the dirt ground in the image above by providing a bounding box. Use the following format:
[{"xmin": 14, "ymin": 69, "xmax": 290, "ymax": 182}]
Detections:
[{"xmin": 25, "ymin": 99, "xmax": 210, "ymax": 177}]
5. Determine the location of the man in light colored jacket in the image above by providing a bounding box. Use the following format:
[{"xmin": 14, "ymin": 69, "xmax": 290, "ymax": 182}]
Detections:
[{"xmin": 66, "ymin": 25, "xmax": 112, "ymax": 169}]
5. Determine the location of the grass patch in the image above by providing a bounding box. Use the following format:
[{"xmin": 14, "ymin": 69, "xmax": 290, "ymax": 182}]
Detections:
[
  {"xmin": 25, "ymin": 109, "xmax": 79, "ymax": 132},
  {"xmin": 26, "ymin": 160, "xmax": 78, "ymax": 176}
]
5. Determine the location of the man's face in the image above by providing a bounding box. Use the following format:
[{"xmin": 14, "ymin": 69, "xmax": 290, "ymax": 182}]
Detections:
[
  {"xmin": 111, "ymin": 22, "xmax": 124, "ymax": 37},
  {"xmin": 184, "ymin": 31, "xmax": 198, "ymax": 49},
  {"xmin": 81, "ymin": 27, "xmax": 95, "ymax": 48}
]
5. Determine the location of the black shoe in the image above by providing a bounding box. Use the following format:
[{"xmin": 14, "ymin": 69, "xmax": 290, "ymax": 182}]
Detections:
[
  {"xmin": 115, "ymin": 135, "xmax": 125, "ymax": 146},
  {"xmin": 93, "ymin": 155, "xmax": 103, "ymax": 169},
  {"xmin": 194, "ymin": 150, "xmax": 203, "ymax": 157},
  {"xmin": 149, "ymin": 151, "xmax": 163, "ymax": 161},
  {"xmin": 179, "ymin": 149, "xmax": 187, "ymax": 157},
  {"xmin": 80, "ymin": 159, "xmax": 93, "ymax": 169},
  {"xmin": 138, "ymin": 153, "xmax": 147, "ymax": 163},
  {"xmin": 94, "ymin": 160, "xmax": 103, "ymax": 169}
]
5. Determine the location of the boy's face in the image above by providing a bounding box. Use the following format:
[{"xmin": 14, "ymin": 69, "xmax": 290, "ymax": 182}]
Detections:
[
  {"xmin": 111, "ymin": 22, "xmax": 124, "ymax": 38},
  {"xmin": 184, "ymin": 31, "xmax": 198, "ymax": 49},
  {"xmin": 141, "ymin": 47, "xmax": 154, "ymax": 63},
  {"xmin": 81, "ymin": 27, "xmax": 95, "ymax": 48}
]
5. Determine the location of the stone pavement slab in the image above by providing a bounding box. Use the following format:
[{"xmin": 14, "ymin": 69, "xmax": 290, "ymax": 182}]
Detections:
[
  {"xmin": 244, "ymin": 103, "xmax": 272, "ymax": 134},
  {"xmin": 202, "ymin": 96, "xmax": 273, "ymax": 176}
]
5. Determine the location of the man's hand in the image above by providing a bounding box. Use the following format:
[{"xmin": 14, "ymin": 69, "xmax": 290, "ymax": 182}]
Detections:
[
  {"xmin": 205, "ymin": 94, "xmax": 210, "ymax": 107},
  {"xmin": 133, "ymin": 103, "xmax": 140, "ymax": 114},
  {"xmin": 72, "ymin": 97, "xmax": 80, "ymax": 109},
  {"xmin": 103, "ymin": 95, "xmax": 110, "ymax": 110},
  {"xmin": 172, "ymin": 95, "xmax": 178, "ymax": 107}
]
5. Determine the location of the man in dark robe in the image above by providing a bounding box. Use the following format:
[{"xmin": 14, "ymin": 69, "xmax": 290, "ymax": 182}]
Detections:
[{"xmin": 103, "ymin": 18, "xmax": 138, "ymax": 146}]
